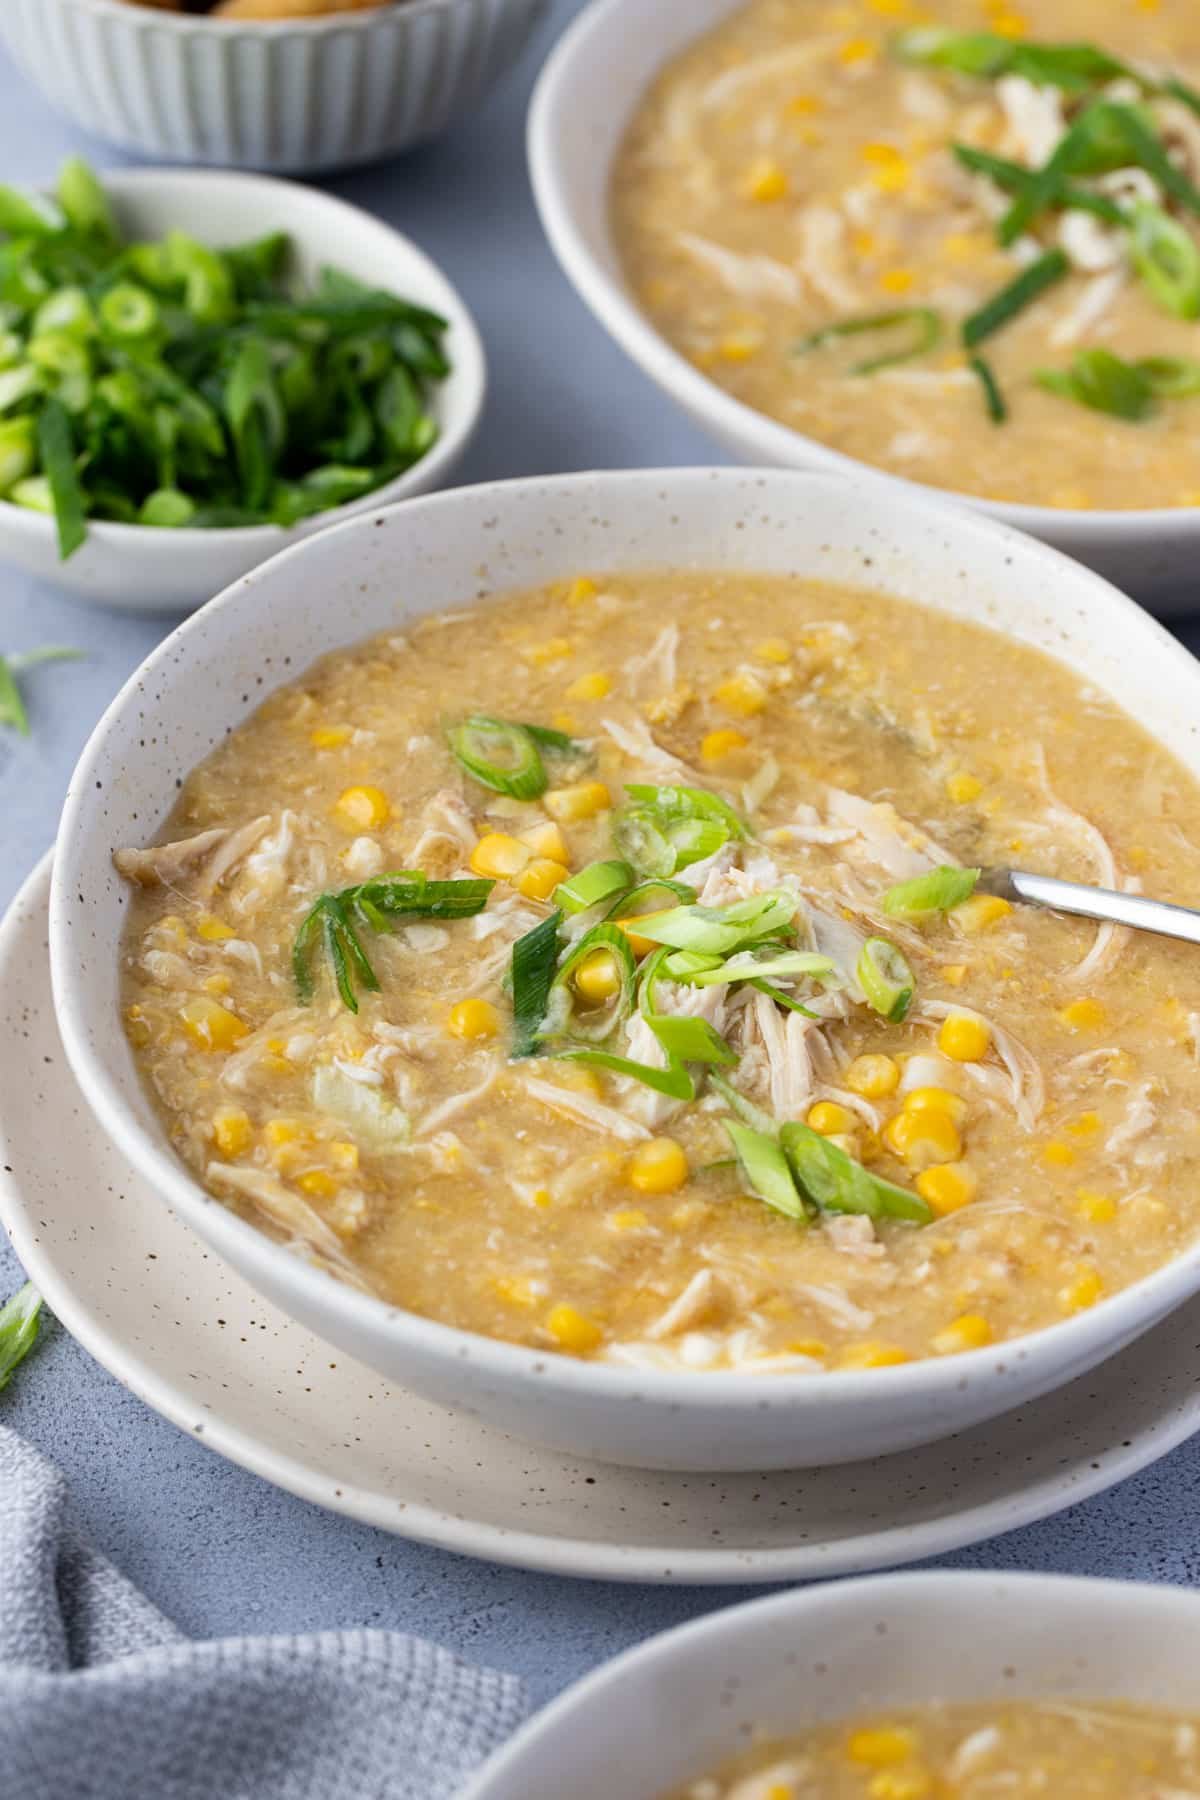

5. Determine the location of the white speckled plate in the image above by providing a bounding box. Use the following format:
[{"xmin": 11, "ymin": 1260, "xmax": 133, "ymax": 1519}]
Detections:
[{"xmin": 5, "ymin": 853, "xmax": 1200, "ymax": 1582}]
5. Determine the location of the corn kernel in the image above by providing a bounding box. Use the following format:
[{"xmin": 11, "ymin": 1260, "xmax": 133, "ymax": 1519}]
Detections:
[
  {"xmin": 574, "ymin": 949, "xmax": 622, "ymax": 1004},
  {"xmin": 520, "ymin": 820, "xmax": 569, "ymax": 862},
  {"xmin": 990, "ymin": 7, "xmax": 1027, "ymax": 34},
  {"xmin": 565, "ymin": 670, "xmax": 611, "ymax": 702},
  {"xmin": 614, "ymin": 918, "xmax": 658, "ymax": 959},
  {"xmin": 211, "ymin": 1107, "xmax": 252, "ymax": 1157},
  {"xmin": 755, "ymin": 637, "xmax": 791, "ymax": 664},
  {"xmin": 310, "ymin": 725, "xmax": 352, "ymax": 750},
  {"xmin": 713, "ymin": 671, "xmax": 768, "ymax": 718},
  {"xmin": 333, "ymin": 785, "xmax": 390, "ymax": 832},
  {"xmin": 786, "ymin": 92, "xmax": 822, "ymax": 114},
  {"xmin": 745, "ymin": 156, "xmax": 789, "ymax": 202},
  {"xmin": 839, "ymin": 1342, "xmax": 911, "ymax": 1370},
  {"xmin": 932, "ymin": 1312, "xmax": 992, "ymax": 1355},
  {"xmin": 545, "ymin": 1303, "xmax": 603, "ymax": 1355},
  {"xmin": 807, "ymin": 1100, "xmax": 854, "ymax": 1136},
  {"xmin": 903, "ymin": 1086, "xmax": 968, "ymax": 1124},
  {"xmin": 264, "ymin": 1118, "xmax": 303, "ymax": 1148},
  {"xmin": 717, "ymin": 334, "xmax": 761, "ymax": 363},
  {"xmin": 557, "ymin": 1066, "xmax": 604, "ymax": 1098},
  {"xmin": 884, "ymin": 1107, "xmax": 962, "ymax": 1169},
  {"xmin": 202, "ymin": 973, "xmax": 232, "ymax": 997},
  {"xmin": 838, "ymin": 35, "xmax": 877, "ymax": 63},
  {"xmin": 609, "ymin": 1208, "xmax": 649, "ymax": 1232},
  {"xmin": 196, "ymin": 914, "xmax": 236, "ymax": 942},
  {"xmin": 125, "ymin": 1003, "xmax": 151, "ymax": 1047},
  {"xmin": 1059, "ymin": 1266, "xmax": 1104, "ymax": 1312},
  {"xmin": 916, "ymin": 1161, "xmax": 977, "ymax": 1215},
  {"xmin": 1077, "ymin": 1190, "xmax": 1117, "ymax": 1224},
  {"xmin": 869, "ymin": 1772, "xmax": 932, "ymax": 1800},
  {"xmin": 470, "ymin": 832, "xmax": 531, "ymax": 879},
  {"xmin": 847, "ymin": 1728, "xmax": 918, "ymax": 1768},
  {"xmin": 787, "ymin": 1338, "xmax": 829, "ymax": 1359},
  {"xmin": 566, "ymin": 576, "xmax": 597, "ymax": 606},
  {"xmin": 1059, "ymin": 996, "xmax": 1106, "ymax": 1032},
  {"xmin": 939, "ymin": 963, "xmax": 967, "ymax": 985},
  {"xmin": 841, "ymin": 1058, "xmax": 898, "ymax": 1106},
  {"xmin": 553, "ymin": 712, "xmax": 578, "ymax": 734},
  {"xmin": 330, "ymin": 1141, "xmax": 359, "ymax": 1172},
  {"xmin": 179, "ymin": 996, "xmax": 249, "ymax": 1052},
  {"xmin": 879, "ymin": 266, "xmax": 915, "ymax": 291},
  {"xmin": 516, "ymin": 857, "xmax": 570, "ymax": 901},
  {"xmin": 1040, "ymin": 1141, "xmax": 1076, "ymax": 1172},
  {"xmin": 522, "ymin": 637, "xmax": 572, "ymax": 667},
  {"xmin": 1068, "ymin": 1110, "xmax": 1102, "ymax": 1137},
  {"xmin": 951, "ymin": 893, "xmax": 1012, "ymax": 933},
  {"xmin": 938, "ymin": 1014, "xmax": 991, "ymax": 1062},
  {"xmin": 493, "ymin": 1274, "xmax": 537, "ymax": 1308},
  {"xmin": 447, "ymin": 998, "xmax": 501, "ymax": 1041},
  {"xmin": 701, "ymin": 727, "xmax": 749, "ymax": 763},
  {"xmin": 946, "ymin": 771, "xmax": 983, "ymax": 804},
  {"xmin": 544, "ymin": 781, "xmax": 612, "ymax": 822},
  {"xmin": 298, "ymin": 1170, "xmax": 339, "ymax": 1200},
  {"xmin": 628, "ymin": 1137, "xmax": 690, "ymax": 1195}
]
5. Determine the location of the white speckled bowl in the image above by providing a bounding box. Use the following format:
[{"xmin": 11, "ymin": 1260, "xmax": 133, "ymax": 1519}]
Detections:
[
  {"xmin": 46, "ymin": 467, "xmax": 1200, "ymax": 1471},
  {"xmin": 528, "ymin": 0, "xmax": 1200, "ymax": 612},
  {"xmin": 463, "ymin": 1572, "xmax": 1200, "ymax": 1797},
  {"xmin": 0, "ymin": 169, "xmax": 486, "ymax": 615},
  {"xmin": 0, "ymin": 0, "xmax": 549, "ymax": 174}
]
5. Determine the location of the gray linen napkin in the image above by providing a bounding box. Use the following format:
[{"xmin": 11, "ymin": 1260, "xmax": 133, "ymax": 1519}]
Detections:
[{"xmin": 0, "ymin": 1425, "xmax": 527, "ymax": 1799}]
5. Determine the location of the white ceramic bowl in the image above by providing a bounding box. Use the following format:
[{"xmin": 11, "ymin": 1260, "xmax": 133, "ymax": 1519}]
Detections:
[
  {"xmin": 463, "ymin": 1571, "xmax": 1200, "ymax": 1800},
  {"xmin": 0, "ymin": 168, "xmax": 486, "ymax": 614},
  {"xmin": 46, "ymin": 467, "xmax": 1200, "ymax": 1471},
  {"xmin": 528, "ymin": 0, "xmax": 1198, "ymax": 612},
  {"xmin": 0, "ymin": 0, "xmax": 549, "ymax": 175}
]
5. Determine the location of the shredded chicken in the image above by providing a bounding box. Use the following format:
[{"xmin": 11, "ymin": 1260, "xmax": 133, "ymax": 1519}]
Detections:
[
  {"xmin": 645, "ymin": 1268, "xmax": 724, "ymax": 1340},
  {"xmin": 917, "ymin": 999, "xmax": 1045, "ymax": 1129},
  {"xmin": 600, "ymin": 712, "xmax": 697, "ymax": 780},
  {"xmin": 523, "ymin": 1075, "xmax": 651, "ymax": 1142},
  {"xmin": 206, "ymin": 1162, "xmax": 372, "ymax": 1290},
  {"xmin": 1106, "ymin": 1080, "xmax": 1159, "ymax": 1156},
  {"xmin": 409, "ymin": 789, "xmax": 476, "ymax": 873},
  {"xmin": 674, "ymin": 231, "xmax": 801, "ymax": 305},
  {"xmin": 418, "ymin": 1062, "xmax": 502, "ymax": 1135},
  {"xmin": 115, "ymin": 827, "xmax": 230, "ymax": 888}
]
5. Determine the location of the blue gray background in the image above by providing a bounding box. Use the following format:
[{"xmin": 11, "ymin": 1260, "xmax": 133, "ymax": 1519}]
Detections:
[{"xmin": 3, "ymin": 0, "xmax": 1200, "ymax": 1713}]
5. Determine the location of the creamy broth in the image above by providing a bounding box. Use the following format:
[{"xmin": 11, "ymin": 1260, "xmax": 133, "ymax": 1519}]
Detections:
[
  {"xmin": 672, "ymin": 1700, "xmax": 1200, "ymax": 1798},
  {"xmin": 612, "ymin": 0, "xmax": 1200, "ymax": 511},
  {"xmin": 117, "ymin": 571, "xmax": 1200, "ymax": 1372}
]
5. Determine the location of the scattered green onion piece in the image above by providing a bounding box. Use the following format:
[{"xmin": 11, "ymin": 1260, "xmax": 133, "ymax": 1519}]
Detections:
[
  {"xmin": 543, "ymin": 923, "xmax": 637, "ymax": 1045},
  {"xmin": 1137, "ymin": 356, "xmax": 1200, "ymax": 398},
  {"xmin": 1037, "ymin": 348, "xmax": 1155, "ymax": 421},
  {"xmin": 638, "ymin": 948, "xmax": 739, "ymax": 1067},
  {"xmin": 447, "ymin": 715, "xmax": 547, "ymax": 800},
  {"xmin": 511, "ymin": 911, "xmax": 562, "ymax": 1059},
  {"xmin": 951, "ymin": 144, "xmax": 1127, "ymax": 224},
  {"xmin": 614, "ymin": 783, "xmax": 746, "ymax": 878},
  {"xmin": 607, "ymin": 878, "xmax": 697, "ymax": 926},
  {"xmin": 1104, "ymin": 104, "xmax": 1200, "ymax": 220},
  {"xmin": 555, "ymin": 1047, "xmax": 695, "ymax": 1100},
  {"xmin": 968, "ymin": 353, "xmax": 1007, "ymax": 424},
  {"xmin": 883, "ymin": 865, "xmax": 980, "ymax": 923},
  {"xmin": 293, "ymin": 893, "xmax": 378, "ymax": 1013},
  {"xmin": 0, "ymin": 1282, "xmax": 44, "ymax": 1391},
  {"xmin": 794, "ymin": 306, "xmax": 942, "ymax": 375},
  {"xmin": 354, "ymin": 873, "xmax": 494, "ymax": 923},
  {"xmin": 1128, "ymin": 203, "xmax": 1200, "ymax": 320},
  {"xmin": 962, "ymin": 249, "xmax": 1069, "ymax": 349},
  {"xmin": 99, "ymin": 282, "xmax": 160, "ymax": 342},
  {"xmin": 678, "ymin": 946, "xmax": 836, "ymax": 990},
  {"xmin": 631, "ymin": 891, "xmax": 798, "ymax": 956},
  {"xmin": 555, "ymin": 860, "xmax": 634, "ymax": 916},
  {"xmin": 725, "ymin": 1121, "xmax": 810, "ymax": 1223},
  {"xmin": 36, "ymin": 398, "xmax": 86, "ymax": 561},
  {"xmin": 611, "ymin": 807, "xmax": 676, "ymax": 879},
  {"xmin": 891, "ymin": 28, "xmax": 1131, "ymax": 90},
  {"xmin": 624, "ymin": 784, "xmax": 748, "ymax": 841},
  {"xmin": 752, "ymin": 979, "xmax": 819, "ymax": 1016},
  {"xmin": 294, "ymin": 873, "xmax": 494, "ymax": 1013},
  {"xmin": 710, "ymin": 1070, "xmax": 778, "ymax": 1136},
  {"xmin": 780, "ymin": 1123, "xmax": 932, "ymax": 1225},
  {"xmin": 856, "ymin": 937, "xmax": 916, "ymax": 1022}
]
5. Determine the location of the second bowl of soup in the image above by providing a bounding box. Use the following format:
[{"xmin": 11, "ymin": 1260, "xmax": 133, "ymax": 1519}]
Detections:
[{"xmin": 48, "ymin": 468, "xmax": 1200, "ymax": 1469}]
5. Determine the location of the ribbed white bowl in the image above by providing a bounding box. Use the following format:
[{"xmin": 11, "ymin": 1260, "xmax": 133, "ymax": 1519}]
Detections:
[{"xmin": 0, "ymin": 0, "xmax": 549, "ymax": 174}]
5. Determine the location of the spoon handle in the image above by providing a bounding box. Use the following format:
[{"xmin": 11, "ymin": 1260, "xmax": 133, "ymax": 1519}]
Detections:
[{"xmin": 990, "ymin": 868, "xmax": 1200, "ymax": 949}]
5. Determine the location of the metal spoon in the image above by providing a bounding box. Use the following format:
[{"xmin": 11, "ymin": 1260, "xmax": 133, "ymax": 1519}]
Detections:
[{"xmin": 978, "ymin": 867, "xmax": 1200, "ymax": 949}]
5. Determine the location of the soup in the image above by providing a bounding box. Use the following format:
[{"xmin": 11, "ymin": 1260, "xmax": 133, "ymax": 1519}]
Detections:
[
  {"xmin": 612, "ymin": 0, "xmax": 1200, "ymax": 511},
  {"xmin": 116, "ymin": 570, "xmax": 1200, "ymax": 1372},
  {"xmin": 672, "ymin": 1699, "xmax": 1200, "ymax": 1798}
]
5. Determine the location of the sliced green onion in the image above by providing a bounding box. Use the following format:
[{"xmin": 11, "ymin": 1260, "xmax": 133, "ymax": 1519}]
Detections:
[
  {"xmin": 294, "ymin": 873, "xmax": 493, "ymax": 1013},
  {"xmin": 59, "ymin": 156, "xmax": 118, "ymax": 241},
  {"xmin": 36, "ymin": 397, "xmax": 86, "ymax": 561},
  {"xmin": 951, "ymin": 144, "xmax": 1127, "ymax": 224},
  {"xmin": 624, "ymin": 784, "xmax": 748, "ymax": 841},
  {"xmin": 1137, "ymin": 356, "xmax": 1200, "ymax": 398},
  {"xmin": 753, "ymin": 979, "xmax": 818, "ymax": 1015},
  {"xmin": 710, "ymin": 1070, "xmax": 778, "ymax": 1136},
  {"xmin": 543, "ymin": 923, "xmax": 636, "ymax": 1044},
  {"xmin": 638, "ymin": 948, "xmax": 738, "ymax": 1067},
  {"xmin": 611, "ymin": 808, "xmax": 675, "ymax": 879},
  {"xmin": 968, "ymin": 353, "xmax": 1007, "ymax": 424},
  {"xmin": 447, "ymin": 715, "xmax": 547, "ymax": 800},
  {"xmin": 555, "ymin": 859, "xmax": 633, "ymax": 916},
  {"xmin": 891, "ymin": 28, "xmax": 1131, "ymax": 90},
  {"xmin": 632, "ymin": 891, "xmax": 798, "ymax": 956},
  {"xmin": 614, "ymin": 783, "xmax": 746, "ymax": 878},
  {"xmin": 0, "ymin": 366, "xmax": 41, "ymax": 414},
  {"xmin": 780, "ymin": 1124, "xmax": 932, "ymax": 1225},
  {"xmin": 794, "ymin": 306, "xmax": 941, "ymax": 375},
  {"xmin": 99, "ymin": 281, "xmax": 161, "ymax": 341},
  {"xmin": 1128, "ymin": 203, "xmax": 1200, "ymax": 320},
  {"xmin": 34, "ymin": 286, "xmax": 94, "ymax": 340},
  {"xmin": 0, "ymin": 416, "xmax": 35, "ymax": 494},
  {"xmin": 555, "ymin": 1047, "xmax": 695, "ymax": 1100},
  {"xmin": 293, "ymin": 893, "xmax": 378, "ymax": 1012},
  {"xmin": 1037, "ymin": 348, "xmax": 1155, "ymax": 420},
  {"xmin": 139, "ymin": 487, "xmax": 195, "ymax": 528},
  {"xmin": 352, "ymin": 873, "xmax": 494, "ymax": 924},
  {"xmin": 0, "ymin": 1282, "xmax": 44, "ymax": 1391},
  {"xmin": 883, "ymin": 865, "xmax": 980, "ymax": 923},
  {"xmin": 678, "ymin": 946, "xmax": 836, "ymax": 990},
  {"xmin": 0, "ymin": 185, "xmax": 64, "ymax": 236},
  {"xmin": 608, "ymin": 878, "xmax": 697, "ymax": 925},
  {"xmin": 857, "ymin": 937, "xmax": 916, "ymax": 1022},
  {"xmin": 511, "ymin": 911, "xmax": 562, "ymax": 1059},
  {"xmin": 725, "ymin": 1121, "xmax": 810, "ymax": 1223},
  {"xmin": 962, "ymin": 249, "xmax": 1069, "ymax": 349}
]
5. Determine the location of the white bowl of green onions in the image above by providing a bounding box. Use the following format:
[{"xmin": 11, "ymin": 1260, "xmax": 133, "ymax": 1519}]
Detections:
[{"xmin": 0, "ymin": 161, "xmax": 486, "ymax": 613}]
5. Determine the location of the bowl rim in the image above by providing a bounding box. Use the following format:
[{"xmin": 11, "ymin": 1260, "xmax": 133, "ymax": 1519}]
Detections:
[
  {"xmin": 46, "ymin": 0, "xmax": 505, "ymax": 35},
  {"xmin": 527, "ymin": 0, "xmax": 1196, "ymax": 539},
  {"xmin": 459, "ymin": 1569, "xmax": 1200, "ymax": 1798},
  {"xmin": 46, "ymin": 465, "xmax": 1200, "ymax": 1416},
  {"xmin": 0, "ymin": 165, "xmax": 487, "ymax": 554}
]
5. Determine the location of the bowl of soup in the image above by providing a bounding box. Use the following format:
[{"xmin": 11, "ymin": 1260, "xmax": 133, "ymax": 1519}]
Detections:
[
  {"xmin": 462, "ymin": 1570, "xmax": 1200, "ymax": 1799},
  {"xmin": 528, "ymin": 0, "xmax": 1200, "ymax": 608},
  {"xmin": 45, "ymin": 466, "xmax": 1200, "ymax": 1470}
]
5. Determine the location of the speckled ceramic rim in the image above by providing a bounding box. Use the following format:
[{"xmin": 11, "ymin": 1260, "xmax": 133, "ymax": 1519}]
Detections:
[
  {"xmin": 56, "ymin": 0, "xmax": 505, "ymax": 34},
  {"xmin": 9, "ymin": 850, "xmax": 1200, "ymax": 1577},
  {"xmin": 43, "ymin": 467, "xmax": 1200, "ymax": 1459},
  {"xmin": 528, "ymin": 0, "xmax": 1196, "ymax": 543},
  {"xmin": 462, "ymin": 1572, "xmax": 1200, "ymax": 1792},
  {"xmin": 0, "ymin": 169, "xmax": 487, "ymax": 560}
]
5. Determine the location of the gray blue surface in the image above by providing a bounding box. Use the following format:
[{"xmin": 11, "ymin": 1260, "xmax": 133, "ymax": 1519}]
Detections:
[{"xmin": 2, "ymin": 0, "xmax": 1200, "ymax": 1719}]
